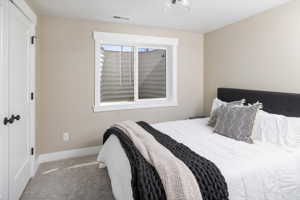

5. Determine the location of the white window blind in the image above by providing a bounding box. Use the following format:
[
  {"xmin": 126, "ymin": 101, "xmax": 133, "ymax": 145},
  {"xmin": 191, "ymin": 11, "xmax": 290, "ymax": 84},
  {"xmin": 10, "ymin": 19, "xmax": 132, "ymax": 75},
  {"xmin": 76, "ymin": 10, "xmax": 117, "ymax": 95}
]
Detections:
[
  {"xmin": 100, "ymin": 45, "xmax": 134, "ymax": 102},
  {"xmin": 138, "ymin": 48, "xmax": 166, "ymax": 99}
]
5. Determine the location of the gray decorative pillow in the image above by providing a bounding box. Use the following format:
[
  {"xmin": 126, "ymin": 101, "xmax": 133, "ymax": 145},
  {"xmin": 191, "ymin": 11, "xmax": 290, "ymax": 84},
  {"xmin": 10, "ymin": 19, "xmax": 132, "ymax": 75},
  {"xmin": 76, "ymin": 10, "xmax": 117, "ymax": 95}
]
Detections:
[
  {"xmin": 213, "ymin": 103, "xmax": 262, "ymax": 144},
  {"xmin": 208, "ymin": 99, "xmax": 245, "ymax": 127}
]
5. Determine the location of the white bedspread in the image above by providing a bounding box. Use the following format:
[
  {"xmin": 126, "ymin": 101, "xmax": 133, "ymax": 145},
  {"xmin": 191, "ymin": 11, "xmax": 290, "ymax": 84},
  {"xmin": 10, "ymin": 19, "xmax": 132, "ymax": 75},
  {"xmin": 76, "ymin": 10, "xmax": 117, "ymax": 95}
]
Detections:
[{"xmin": 98, "ymin": 118, "xmax": 300, "ymax": 200}]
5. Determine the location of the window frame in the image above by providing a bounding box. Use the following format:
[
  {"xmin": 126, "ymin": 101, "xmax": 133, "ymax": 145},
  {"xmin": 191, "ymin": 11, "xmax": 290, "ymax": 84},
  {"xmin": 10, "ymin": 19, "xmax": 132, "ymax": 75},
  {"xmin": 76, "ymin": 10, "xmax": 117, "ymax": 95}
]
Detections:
[{"xmin": 93, "ymin": 32, "xmax": 178, "ymax": 112}]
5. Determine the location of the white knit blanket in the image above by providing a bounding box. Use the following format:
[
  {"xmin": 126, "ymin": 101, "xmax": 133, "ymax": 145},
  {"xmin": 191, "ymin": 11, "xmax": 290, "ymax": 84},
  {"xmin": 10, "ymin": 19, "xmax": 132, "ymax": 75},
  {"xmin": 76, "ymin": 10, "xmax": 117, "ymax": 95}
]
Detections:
[{"xmin": 114, "ymin": 121, "xmax": 202, "ymax": 200}]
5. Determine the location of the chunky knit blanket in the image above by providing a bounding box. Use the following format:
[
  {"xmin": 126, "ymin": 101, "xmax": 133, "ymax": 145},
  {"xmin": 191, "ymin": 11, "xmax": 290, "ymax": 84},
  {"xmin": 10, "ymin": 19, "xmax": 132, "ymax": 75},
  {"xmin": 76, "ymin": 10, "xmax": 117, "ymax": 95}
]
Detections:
[
  {"xmin": 103, "ymin": 121, "xmax": 229, "ymax": 200},
  {"xmin": 114, "ymin": 120, "xmax": 201, "ymax": 200}
]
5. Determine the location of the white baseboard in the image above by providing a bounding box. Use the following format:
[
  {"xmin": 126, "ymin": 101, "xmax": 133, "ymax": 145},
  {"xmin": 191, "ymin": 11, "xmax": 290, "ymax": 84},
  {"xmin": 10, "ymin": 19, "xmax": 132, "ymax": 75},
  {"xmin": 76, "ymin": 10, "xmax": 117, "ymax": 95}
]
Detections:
[
  {"xmin": 37, "ymin": 146, "xmax": 102, "ymax": 164},
  {"xmin": 32, "ymin": 157, "xmax": 40, "ymax": 176}
]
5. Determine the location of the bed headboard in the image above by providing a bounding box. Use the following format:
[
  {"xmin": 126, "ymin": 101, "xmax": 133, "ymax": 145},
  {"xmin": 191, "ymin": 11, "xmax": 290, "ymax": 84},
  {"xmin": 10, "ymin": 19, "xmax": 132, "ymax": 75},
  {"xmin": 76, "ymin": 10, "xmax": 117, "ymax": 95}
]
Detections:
[{"xmin": 217, "ymin": 88, "xmax": 300, "ymax": 117}]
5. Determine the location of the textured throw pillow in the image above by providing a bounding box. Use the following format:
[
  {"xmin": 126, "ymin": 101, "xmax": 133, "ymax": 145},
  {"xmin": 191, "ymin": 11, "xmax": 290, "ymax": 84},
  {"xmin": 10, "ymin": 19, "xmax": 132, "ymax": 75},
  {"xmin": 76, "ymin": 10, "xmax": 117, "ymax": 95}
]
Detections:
[
  {"xmin": 208, "ymin": 98, "xmax": 245, "ymax": 127},
  {"xmin": 214, "ymin": 103, "xmax": 262, "ymax": 144}
]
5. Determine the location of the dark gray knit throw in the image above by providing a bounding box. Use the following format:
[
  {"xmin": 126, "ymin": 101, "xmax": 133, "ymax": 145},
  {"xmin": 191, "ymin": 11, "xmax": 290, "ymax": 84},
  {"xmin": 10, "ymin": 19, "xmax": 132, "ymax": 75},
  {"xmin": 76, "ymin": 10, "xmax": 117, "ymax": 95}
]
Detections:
[{"xmin": 103, "ymin": 121, "xmax": 229, "ymax": 200}]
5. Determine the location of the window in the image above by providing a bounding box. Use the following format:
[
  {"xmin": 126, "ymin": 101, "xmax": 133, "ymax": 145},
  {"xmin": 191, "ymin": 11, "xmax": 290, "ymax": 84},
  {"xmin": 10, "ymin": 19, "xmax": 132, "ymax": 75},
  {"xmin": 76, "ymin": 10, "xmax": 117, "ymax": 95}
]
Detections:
[{"xmin": 94, "ymin": 32, "xmax": 178, "ymax": 112}]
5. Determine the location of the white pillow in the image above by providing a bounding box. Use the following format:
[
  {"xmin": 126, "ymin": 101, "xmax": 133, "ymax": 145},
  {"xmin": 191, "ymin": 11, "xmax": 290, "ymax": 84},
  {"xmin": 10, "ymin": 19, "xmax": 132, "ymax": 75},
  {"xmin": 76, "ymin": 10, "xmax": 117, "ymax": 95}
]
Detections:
[
  {"xmin": 252, "ymin": 110, "xmax": 298, "ymax": 148},
  {"xmin": 210, "ymin": 98, "xmax": 226, "ymax": 113},
  {"xmin": 287, "ymin": 117, "xmax": 300, "ymax": 146}
]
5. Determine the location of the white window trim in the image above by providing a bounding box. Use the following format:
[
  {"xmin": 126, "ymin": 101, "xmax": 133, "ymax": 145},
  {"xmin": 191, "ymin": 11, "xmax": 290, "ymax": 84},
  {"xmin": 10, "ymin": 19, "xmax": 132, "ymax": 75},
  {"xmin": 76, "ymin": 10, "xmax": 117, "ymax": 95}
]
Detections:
[{"xmin": 93, "ymin": 32, "xmax": 178, "ymax": 112}]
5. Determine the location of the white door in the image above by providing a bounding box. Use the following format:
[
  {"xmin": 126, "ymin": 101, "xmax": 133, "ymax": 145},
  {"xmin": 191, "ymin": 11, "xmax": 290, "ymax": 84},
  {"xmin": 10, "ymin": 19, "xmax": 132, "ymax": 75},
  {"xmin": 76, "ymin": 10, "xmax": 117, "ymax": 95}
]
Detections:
[
  {"xmin": 0, "ymin": 0, "xmax": 9, "ymax": 199},
  {"xmin": 8, "ymin": 2, "xmax": 32, "ymax": 199}
]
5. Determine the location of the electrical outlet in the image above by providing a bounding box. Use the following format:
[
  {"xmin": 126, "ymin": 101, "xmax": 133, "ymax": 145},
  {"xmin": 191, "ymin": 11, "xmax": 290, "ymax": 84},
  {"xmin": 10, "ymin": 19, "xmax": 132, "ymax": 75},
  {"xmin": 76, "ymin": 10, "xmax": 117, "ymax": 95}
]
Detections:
[{"xmin": 63, "ymin": 132, "xmax": 70, "ymax": 142}]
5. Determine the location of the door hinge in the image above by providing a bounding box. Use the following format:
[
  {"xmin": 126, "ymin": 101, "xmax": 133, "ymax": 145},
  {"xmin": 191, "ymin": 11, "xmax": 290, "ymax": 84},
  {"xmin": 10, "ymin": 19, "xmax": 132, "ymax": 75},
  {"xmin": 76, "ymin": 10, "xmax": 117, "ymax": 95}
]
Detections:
[
  {"xmin": 30, "ymin": 92, "xmax": 34, "ymax": 100},
  {"xmin": 31, "ymin": 36, "xmax": 36, "ymax": 45},
  {"xmin": 31, "ymin": 148, "xmax": 34, "ymax": 156}
]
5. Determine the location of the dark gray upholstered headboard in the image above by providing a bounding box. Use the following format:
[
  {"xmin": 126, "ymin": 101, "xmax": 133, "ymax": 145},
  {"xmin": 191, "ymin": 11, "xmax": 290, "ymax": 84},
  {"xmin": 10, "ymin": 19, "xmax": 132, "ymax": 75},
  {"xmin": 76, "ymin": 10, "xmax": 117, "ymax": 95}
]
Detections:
[{"xmin": 217, "ymin": 88, "xmax": 300, "ymax": 117}]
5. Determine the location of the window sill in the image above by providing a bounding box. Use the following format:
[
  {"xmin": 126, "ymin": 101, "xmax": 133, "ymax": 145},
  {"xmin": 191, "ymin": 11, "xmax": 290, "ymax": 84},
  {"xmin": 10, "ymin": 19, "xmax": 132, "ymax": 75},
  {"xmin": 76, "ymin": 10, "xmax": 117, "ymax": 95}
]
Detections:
[{"xmin": 93, "ymin": 100, "xmax": 178, "ymax": 112}]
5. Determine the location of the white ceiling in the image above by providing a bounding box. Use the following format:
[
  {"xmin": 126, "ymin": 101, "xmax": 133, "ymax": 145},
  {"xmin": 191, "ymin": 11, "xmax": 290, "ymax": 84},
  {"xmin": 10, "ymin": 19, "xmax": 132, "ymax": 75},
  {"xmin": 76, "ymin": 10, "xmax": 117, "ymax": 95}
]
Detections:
[{"xmin": 27, "ymin": 0, "xmax": 291, "ymax": 33}]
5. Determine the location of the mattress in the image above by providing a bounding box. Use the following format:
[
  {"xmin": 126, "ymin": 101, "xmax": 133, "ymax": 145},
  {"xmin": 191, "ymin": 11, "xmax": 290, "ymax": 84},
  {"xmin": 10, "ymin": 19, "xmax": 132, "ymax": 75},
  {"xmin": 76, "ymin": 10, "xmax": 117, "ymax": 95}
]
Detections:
[{"xmin": 98, "ymin": 118, "xmax": 300, "ymax": 200}]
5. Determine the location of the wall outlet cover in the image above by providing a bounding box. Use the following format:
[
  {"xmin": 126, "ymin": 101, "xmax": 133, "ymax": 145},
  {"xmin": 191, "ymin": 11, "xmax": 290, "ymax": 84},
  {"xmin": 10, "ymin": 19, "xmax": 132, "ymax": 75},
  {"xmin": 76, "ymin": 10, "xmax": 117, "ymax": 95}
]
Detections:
[{"xmin": 63, "ymin": 132, "xmax": 70, "ymax": 142}]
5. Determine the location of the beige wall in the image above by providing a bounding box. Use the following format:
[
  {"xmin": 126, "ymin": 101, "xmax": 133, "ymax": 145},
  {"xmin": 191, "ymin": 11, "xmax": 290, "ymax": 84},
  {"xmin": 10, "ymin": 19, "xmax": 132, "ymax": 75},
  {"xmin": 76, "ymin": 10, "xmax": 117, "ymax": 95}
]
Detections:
[
  {"xmin": 37, "ymin": 16, "xmax": 204, "ymax": 154},
  {"xmin": 204, "ymin": 0, "xmax": 300, "ymax": 114}
]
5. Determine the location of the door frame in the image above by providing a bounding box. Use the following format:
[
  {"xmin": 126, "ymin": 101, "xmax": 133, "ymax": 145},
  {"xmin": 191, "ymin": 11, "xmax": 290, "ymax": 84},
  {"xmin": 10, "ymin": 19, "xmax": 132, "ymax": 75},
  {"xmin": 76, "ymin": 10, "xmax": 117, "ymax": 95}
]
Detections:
[{"xmin": 10, "ymin": 0, "xmax": 37, "ymax": 25}]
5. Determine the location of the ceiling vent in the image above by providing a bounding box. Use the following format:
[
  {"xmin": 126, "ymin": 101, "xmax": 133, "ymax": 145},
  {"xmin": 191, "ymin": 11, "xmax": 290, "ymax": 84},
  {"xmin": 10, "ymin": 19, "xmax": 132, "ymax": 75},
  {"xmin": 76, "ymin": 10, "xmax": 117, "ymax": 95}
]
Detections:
[{"xmin": 113, "ymin": 16, "xmax": 130, "ymax": 21}]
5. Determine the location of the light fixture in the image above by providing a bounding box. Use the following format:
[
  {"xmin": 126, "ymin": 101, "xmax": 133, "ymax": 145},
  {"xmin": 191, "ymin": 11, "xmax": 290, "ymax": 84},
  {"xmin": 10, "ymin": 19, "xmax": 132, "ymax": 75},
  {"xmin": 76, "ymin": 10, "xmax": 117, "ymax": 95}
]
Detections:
[{"xmin": 164, "ymin": 0, "xmax": 191, "ymax": 16}]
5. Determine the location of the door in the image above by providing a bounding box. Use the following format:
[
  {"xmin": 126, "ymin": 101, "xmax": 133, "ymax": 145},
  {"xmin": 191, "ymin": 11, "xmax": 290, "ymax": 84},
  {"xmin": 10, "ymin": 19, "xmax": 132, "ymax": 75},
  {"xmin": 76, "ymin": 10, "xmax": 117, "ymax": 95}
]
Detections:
[
  {"xmin": 0, "ymin": 0, "xmax": 9, "ymax": 199},
  {"xmin": 8, "ymin": 2, "xmax": 33, "ymax": 199}
]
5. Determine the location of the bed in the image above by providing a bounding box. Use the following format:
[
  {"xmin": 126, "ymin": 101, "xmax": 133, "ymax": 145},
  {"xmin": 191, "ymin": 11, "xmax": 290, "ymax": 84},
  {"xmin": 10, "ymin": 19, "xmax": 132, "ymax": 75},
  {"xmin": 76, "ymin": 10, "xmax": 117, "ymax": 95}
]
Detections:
[{"xmin": 98, "ymin": 88, "xmax": 300, "ymax": 200}]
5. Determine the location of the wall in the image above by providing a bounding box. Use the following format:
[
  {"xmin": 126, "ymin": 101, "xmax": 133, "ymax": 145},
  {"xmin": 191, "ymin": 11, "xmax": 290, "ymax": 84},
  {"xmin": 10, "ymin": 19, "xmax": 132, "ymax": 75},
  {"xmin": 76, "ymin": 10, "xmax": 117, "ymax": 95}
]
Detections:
[
  {"xmin": 204, "ymin": 0, "xmax": 300, "ymax": 114},
  {"xmin": 37, "ymin": 16, "xmax": 204, "ymax": 154}
]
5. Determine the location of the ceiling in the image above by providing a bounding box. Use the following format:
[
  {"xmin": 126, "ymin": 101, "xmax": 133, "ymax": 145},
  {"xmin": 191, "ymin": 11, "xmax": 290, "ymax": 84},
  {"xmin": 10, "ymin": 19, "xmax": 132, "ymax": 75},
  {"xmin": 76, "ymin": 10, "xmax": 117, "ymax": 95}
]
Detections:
[{"xmin": 27, "ymin": 0, "xmax": 291, "ymax": 33}]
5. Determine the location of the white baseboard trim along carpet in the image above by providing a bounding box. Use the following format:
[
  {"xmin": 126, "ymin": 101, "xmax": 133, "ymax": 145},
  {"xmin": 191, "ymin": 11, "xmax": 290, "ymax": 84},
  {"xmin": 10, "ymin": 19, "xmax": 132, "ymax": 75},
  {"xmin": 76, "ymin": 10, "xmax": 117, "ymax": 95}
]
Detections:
[{"xmin": 37, "ymin": 145, "xmax": 102, "ymax": 164}]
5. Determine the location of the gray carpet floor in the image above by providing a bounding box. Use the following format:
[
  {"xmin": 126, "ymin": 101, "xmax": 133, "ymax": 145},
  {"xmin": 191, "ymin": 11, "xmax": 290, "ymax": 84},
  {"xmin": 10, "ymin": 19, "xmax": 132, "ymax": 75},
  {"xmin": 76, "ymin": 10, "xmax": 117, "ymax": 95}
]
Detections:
[{"xmin": 21, "ymin": 155, "xmax": 115, "ymax": 200}]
